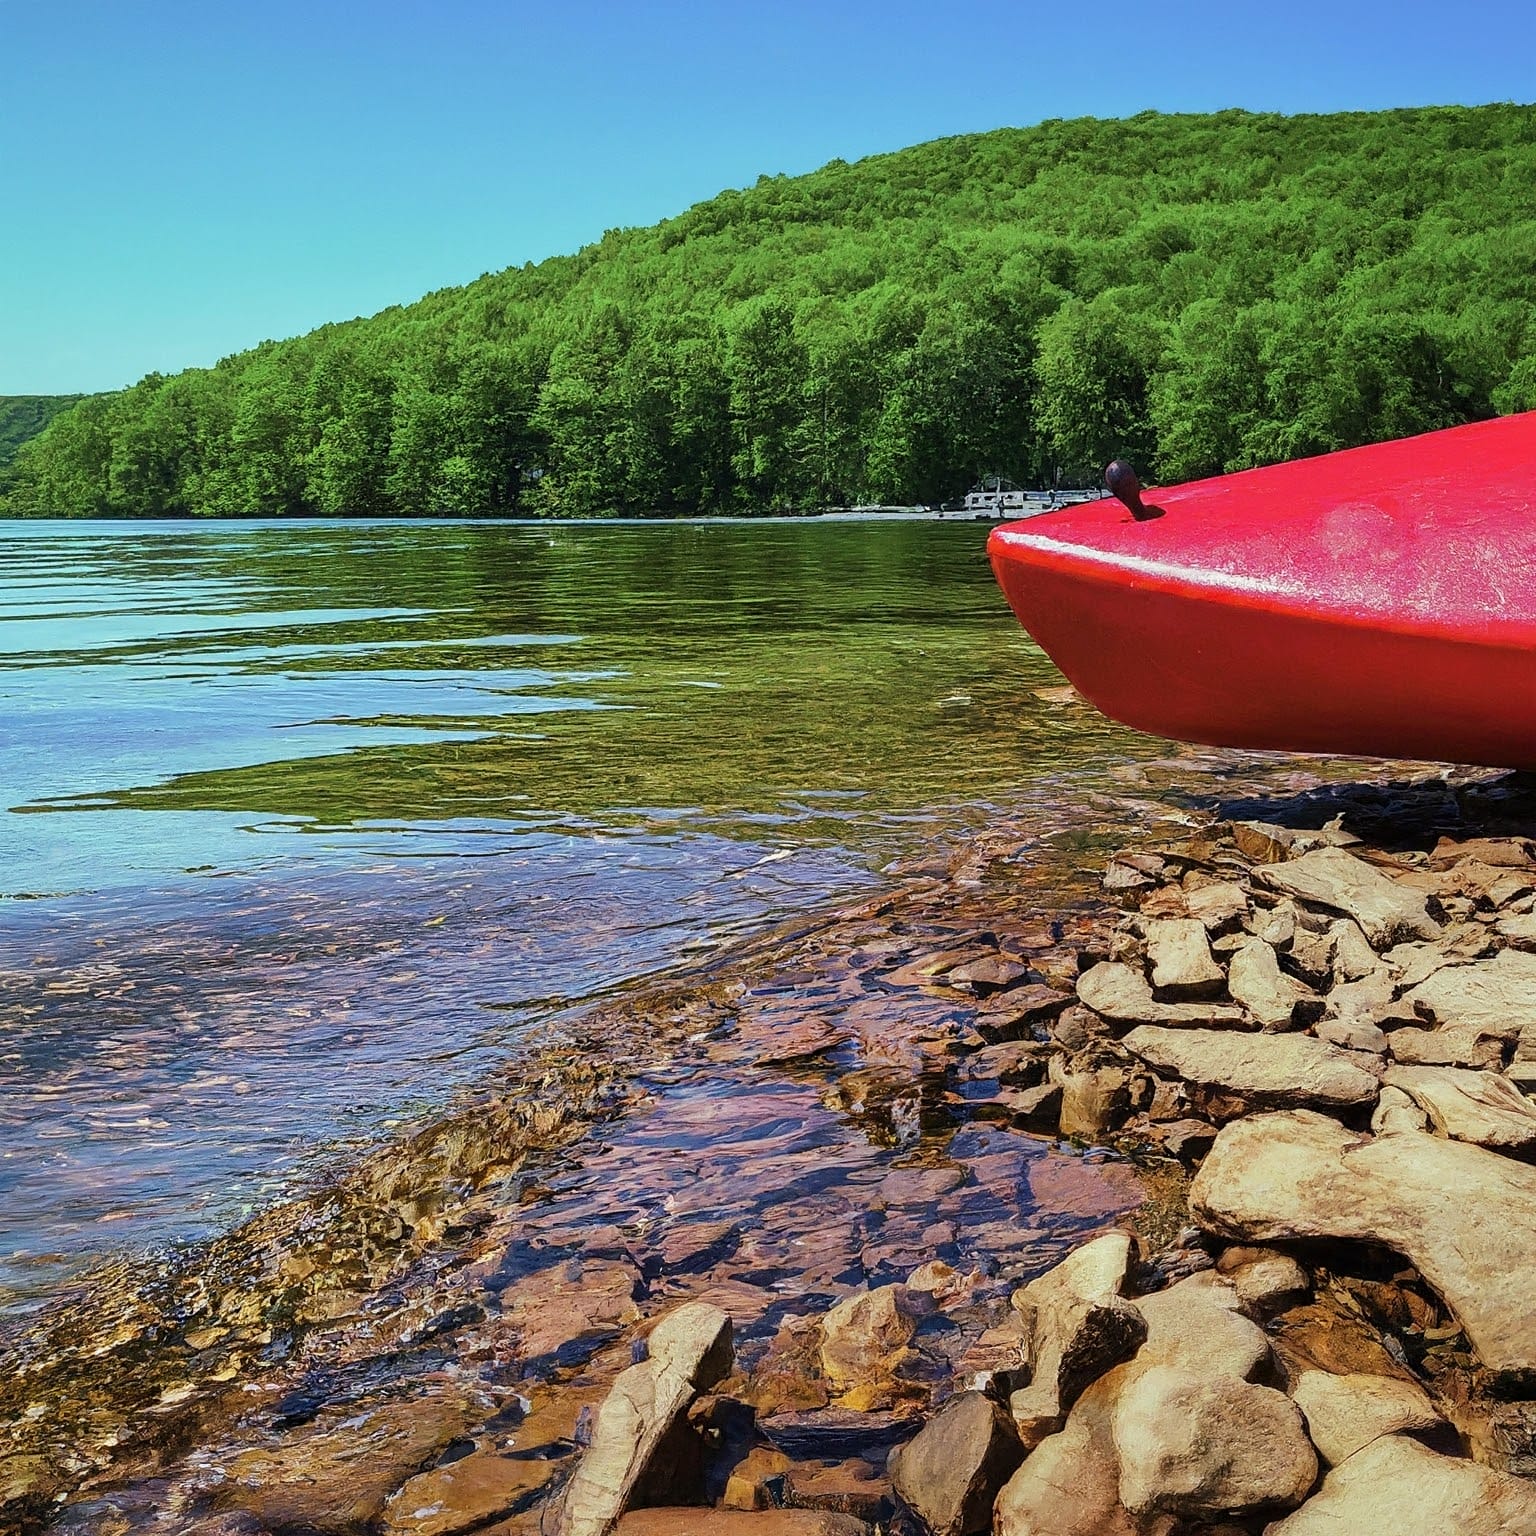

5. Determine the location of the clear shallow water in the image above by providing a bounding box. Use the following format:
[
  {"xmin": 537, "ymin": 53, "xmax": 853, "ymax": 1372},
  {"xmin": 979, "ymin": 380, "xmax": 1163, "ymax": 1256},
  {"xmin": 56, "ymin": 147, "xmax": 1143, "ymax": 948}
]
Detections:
[{"xmin": 0, "ymin": 517, "xmax": 1152, "ymax": 1308}]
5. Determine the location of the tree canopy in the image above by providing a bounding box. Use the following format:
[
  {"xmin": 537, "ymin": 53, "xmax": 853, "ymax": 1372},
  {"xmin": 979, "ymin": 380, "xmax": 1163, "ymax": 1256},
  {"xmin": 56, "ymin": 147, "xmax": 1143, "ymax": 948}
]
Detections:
[
  {"xmin": 0, "ymin": 397, "xmax": 87, "ymax": 470},
  {"xmin": 6, "ymin": 105, "xmax": 1535, "ymax": 518}
]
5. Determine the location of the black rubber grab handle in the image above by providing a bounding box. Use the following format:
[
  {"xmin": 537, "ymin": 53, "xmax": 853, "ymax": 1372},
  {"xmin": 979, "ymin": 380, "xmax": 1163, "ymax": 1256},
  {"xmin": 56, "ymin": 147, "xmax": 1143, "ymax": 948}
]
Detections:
[{"xmin": 1104, "ymin": 459, "xmax": 1160, "ymax": 521}]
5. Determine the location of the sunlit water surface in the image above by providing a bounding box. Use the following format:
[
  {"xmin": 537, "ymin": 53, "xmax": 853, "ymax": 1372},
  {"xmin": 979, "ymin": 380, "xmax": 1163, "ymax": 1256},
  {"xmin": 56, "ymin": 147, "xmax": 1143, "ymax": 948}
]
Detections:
[{"xmin": 0, "ymin": 517, "xmax": 1155, "ymax": 1309}]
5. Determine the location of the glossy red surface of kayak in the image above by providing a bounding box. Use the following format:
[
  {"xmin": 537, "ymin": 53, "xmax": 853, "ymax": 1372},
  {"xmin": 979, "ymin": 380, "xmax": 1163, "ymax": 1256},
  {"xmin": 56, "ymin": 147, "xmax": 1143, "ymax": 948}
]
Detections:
[{"xmin": 988, "ymin": 412, "xmax": 1536, "ymax": 767}]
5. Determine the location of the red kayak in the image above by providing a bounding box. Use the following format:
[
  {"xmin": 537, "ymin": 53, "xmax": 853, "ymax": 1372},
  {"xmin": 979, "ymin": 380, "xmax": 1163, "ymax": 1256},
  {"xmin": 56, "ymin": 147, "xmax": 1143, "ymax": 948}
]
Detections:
[{"xmin": 988, "ymin": 412, "xmax": 1536, "ymax": 768}]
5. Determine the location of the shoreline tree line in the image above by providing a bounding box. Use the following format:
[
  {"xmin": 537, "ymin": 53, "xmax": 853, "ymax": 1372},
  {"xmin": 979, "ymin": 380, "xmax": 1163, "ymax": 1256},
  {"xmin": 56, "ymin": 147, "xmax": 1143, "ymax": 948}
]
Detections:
[{"xmin": 4, "ymin": 105, "xmax": 1534, "ymax": 519}]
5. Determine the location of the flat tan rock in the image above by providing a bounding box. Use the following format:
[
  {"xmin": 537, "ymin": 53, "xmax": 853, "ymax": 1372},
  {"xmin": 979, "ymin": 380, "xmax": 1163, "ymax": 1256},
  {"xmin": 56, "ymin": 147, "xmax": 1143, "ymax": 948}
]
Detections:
[
  {"xmin": 1383, "ymin": 1064, "xmax": 1536, "ymax": 1153},
  {"xmin": 1185, "ymin": 881, "xmax": 1249, "ymax": 933},
  {"xmin": 1387, "ymin": 1023, "xmax": 1510, "ymax": 1070},
  {"xmin": 1145, "ymin": 919, "xmax": 1225, "ymax": 1000},
  {"xmin": 1227, "ymin": 938, "xmax": 1314, "ymax": 1030},
  {"xmin": 1495, "ymin": 911, "xmax": 1536, "ymax": 950},
  {"xmin": 1263, "ymin": 1434, "xmax": 1536, "ymax": 1534},
  {"xmin": 385, "ymin": 1448, "xmax": 564, "ymax": 1536},
  {"xmin": 1404, "ymin": 949, "xmax": 1536, "ymax": 1040},
  {"xmin": 1429, "ymin": 835, "xmax": 1536, "ymax": 870},
  {"xmin": 1257, "ymin": 848, "xmax": 1439, "ymax": 948},
  {"xmin": 1288, "ymin": 1369, "xmax": 1442, "ymax": 1466},
  {"xmin": 1122, "ymin": 1027, "xmax": 1380, "ymax": 1111},
  {"xmin": 1190, "ymin": 1110, "xmax": 1536, "ymax": 1386},
  {"xmin": 1076, "ymin": 963, "xmax": 1247, "ymax": 1030}
]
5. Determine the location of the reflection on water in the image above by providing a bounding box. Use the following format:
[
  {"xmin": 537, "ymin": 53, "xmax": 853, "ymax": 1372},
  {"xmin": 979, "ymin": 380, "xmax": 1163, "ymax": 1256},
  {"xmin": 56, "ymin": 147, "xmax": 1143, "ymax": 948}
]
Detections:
[{"xmin": 0, "ymin": 518, "xmax": 1154, "ymax": 1307}]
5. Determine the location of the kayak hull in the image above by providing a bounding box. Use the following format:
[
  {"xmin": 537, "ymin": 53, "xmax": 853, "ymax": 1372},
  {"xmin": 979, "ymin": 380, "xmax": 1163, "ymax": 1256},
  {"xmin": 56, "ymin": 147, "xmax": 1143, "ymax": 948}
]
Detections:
[{"xmin": 988, "ymin": 413, "xmax": 1536, "ymax": 768}]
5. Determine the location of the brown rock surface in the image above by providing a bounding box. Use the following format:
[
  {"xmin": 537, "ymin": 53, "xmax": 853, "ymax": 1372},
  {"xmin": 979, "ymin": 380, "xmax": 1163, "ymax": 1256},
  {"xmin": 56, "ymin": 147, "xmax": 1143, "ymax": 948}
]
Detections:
[
  {"xmin": 887, "ymin": 1392, "xmax": 1025, "ymax": 1536},
  {"xmin": 384, "ymin": 1448, "xmax": 563, "ymax": 1536},
  {"xmin": 616, "ymin": 1512, "xmax": 871, "ymax": 1536},
  {"xmin": 1256, "ymin": 848, "xmax": 1439, "ymax": 948},
  {"xmin": 217, "ymin": 1396, "xmax": 478, "ymax": 1535},
  {"xmin": 1191, "ymin": 1110, "xmax": 1536, "ymax": 1385}
]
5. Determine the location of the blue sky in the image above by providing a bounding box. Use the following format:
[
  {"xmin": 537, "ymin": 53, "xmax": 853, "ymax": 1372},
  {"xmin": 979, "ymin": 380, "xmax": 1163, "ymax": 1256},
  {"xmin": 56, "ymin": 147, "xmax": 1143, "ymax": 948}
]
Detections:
[{"xmin": 2, "ymin": 0, "xmax": 1533, "ymax": 394}]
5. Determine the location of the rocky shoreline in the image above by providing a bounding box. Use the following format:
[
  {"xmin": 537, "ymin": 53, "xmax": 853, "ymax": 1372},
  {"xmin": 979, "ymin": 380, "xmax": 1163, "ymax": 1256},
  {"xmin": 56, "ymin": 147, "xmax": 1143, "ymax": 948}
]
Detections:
[{"xmin": 10, "ymin": 762, "xmax": 1536, "ymax": 1534}]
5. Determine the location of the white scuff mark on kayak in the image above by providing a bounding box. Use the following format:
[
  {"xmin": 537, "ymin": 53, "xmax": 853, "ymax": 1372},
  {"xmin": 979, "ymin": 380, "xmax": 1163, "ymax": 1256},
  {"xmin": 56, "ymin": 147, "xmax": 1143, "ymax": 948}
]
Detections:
[{"xmin": 994, "ymin": 530, "xmax": 1311, "ymax": 600}]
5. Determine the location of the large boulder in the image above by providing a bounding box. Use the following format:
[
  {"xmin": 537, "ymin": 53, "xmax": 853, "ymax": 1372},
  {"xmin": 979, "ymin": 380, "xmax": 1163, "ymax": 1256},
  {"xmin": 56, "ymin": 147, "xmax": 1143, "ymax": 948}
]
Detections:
[
  {"xmin": 1121, "ymin": 1028, "xmax": 1380, "ymax": 1112},
  {"xmin": 888, "ymin": 1392, "xmax": 1025, "ymax": 1536},
  {"xmin": 1190, "ymin": 1111, "xmax": 1536, "ymax": 1386},
  {"xmin": 561, "ymin": 1304, "xmax": 734, "ymax": 1536},
  {"xmin": 216, "ymin": 1395, "xmax": 478, "ymax": 1535},
  {"xmin": 1110, "ymin": 1365, "xmax": 1317, "ymax": 1519},
  {"xmin": 1263, "ymin": 1434, "xmax": 1536, "ymax": 1534}
]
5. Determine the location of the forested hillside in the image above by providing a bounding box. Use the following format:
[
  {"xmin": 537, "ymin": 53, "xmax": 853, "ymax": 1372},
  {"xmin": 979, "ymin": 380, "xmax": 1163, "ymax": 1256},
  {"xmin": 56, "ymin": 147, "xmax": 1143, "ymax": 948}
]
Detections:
[
  {"xmin": 0, "ymin": 396, "xmax": 88, "ymax": 470},
  {"xmin": 6, "ymin": 105, "xmax": 1534, "ymax": 518}
]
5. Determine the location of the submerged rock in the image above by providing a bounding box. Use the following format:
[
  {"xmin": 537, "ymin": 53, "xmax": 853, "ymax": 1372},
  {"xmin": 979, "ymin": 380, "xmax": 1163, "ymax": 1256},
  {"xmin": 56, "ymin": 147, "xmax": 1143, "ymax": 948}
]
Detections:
[{"xmin": 818, "ymin": 1286, "xmax": 924, "ymax": 1392}]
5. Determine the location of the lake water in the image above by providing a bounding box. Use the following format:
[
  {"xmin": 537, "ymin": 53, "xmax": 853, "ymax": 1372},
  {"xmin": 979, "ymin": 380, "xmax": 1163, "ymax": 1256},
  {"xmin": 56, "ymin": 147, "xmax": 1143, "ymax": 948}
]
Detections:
[{"xmin": 0, "ymin": 517, "xmax": 1154, "ymax": 1311}]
